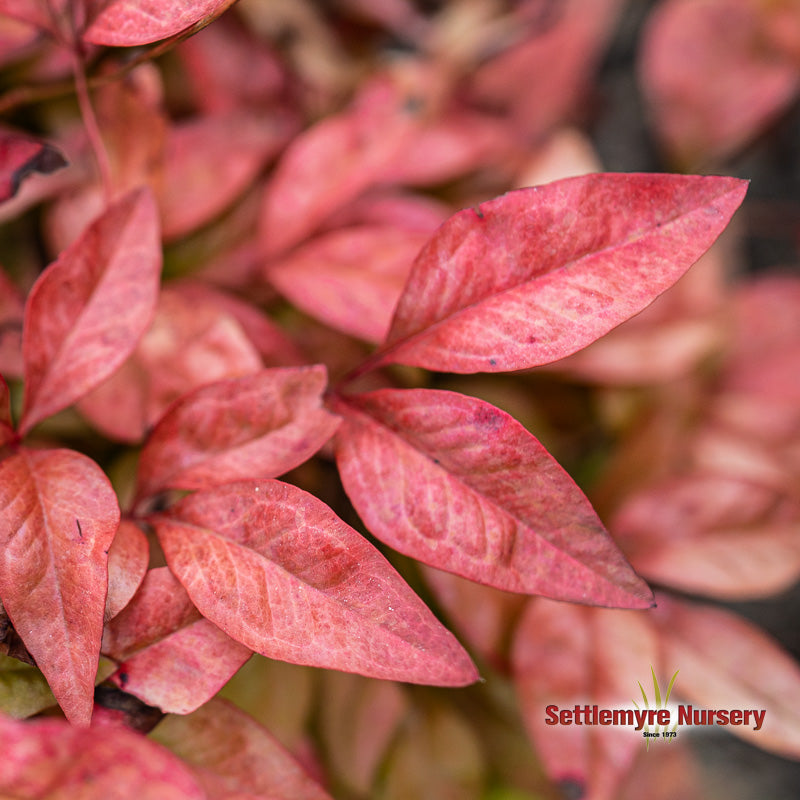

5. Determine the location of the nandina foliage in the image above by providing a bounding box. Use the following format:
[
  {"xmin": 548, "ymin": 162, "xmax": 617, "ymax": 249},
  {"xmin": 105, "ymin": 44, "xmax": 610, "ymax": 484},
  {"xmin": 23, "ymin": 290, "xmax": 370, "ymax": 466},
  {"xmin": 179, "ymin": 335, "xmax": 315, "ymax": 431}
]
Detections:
[{"xmin": 1, "ymin": 1, "xmax": 798, "ymax": 799}]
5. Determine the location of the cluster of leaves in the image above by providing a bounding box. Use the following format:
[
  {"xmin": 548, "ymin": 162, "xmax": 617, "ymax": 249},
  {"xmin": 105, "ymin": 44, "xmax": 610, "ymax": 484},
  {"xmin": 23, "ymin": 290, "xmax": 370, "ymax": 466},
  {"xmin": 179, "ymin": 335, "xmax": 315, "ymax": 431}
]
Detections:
[{"xmin": 0, "ymin": 1, "xmax": 798, "ymax": 799}]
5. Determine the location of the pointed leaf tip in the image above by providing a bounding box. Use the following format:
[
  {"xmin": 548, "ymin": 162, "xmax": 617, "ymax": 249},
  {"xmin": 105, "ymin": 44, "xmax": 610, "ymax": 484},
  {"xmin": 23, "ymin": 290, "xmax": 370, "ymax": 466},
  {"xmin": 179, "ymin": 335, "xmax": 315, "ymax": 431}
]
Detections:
[
  {"xmin": 0, "ymin": 449, "xmax": 120, "ymax": 725},
  {"xmin": 21, "ymin": 187, "xmax": 161, "ymax": 434},
  {"xmin": 334, "ymin": 388, "xmax": 654, "ymax": 608},
  {"xmin": 153, "ymin": 480, "xmax": 479, "ymax": 686},
  {"xmin": 378, "ymin": 173, "xmax": 748, "ymax": 373}
]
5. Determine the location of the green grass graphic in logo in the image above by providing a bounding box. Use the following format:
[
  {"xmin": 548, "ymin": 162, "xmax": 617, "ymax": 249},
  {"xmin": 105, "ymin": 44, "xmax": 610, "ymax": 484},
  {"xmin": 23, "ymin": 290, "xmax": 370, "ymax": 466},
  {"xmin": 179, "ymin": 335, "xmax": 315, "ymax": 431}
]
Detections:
[{"xmin": 633, "ymin": 666, "xmax": 679, "ymax": 749}]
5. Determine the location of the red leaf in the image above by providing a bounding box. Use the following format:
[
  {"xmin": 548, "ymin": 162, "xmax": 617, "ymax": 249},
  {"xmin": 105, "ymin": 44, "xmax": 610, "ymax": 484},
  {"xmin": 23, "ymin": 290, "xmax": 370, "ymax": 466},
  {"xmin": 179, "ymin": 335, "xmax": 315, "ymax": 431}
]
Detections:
[
  {"xmin": 259, "ymin": 77, "xmax": 421, "ymax": 258},
  {"xmin": 379, "ymin": 108, "xmax": 513, "ymax": 187},
  {"xmin": 333, "ymin": 388, "xmax": 653, "ymax": 607},
  {"xmin": 319, "ymin": 671, "xmax": 408, "ymax": 796},
  {"xmin": 103, "ymin": 567, "xmax": 251, "ymax": 714},
  {"xmin": 469, "ymin": 0, "xmax": 624, "ymax": 141},
  {"xmin": 639, "ymin": 0, "xmax": 800, "ymax": 166},
  {"xmin": 0, "ymin": 448, "xmax": 120, "ymax": 725},
  {"xmin": 613, "ymin": 474, "xmax": 800, "ymax": 600},
  {"xmin": 83, "ymin": 0, "xmax": 237, "ymax": 46},
  {"xmin": 135, "ymin": 366, "xmax": 339, "ymax": 503},
  {"xmin": 551, "ymin": 243, "xmax": 727, "ymax": 384},
  {"xmin": 421, "ymin": 565, "xmax": 526, "ymax": 670},
  {"xmin": 173, "ymin": 281, "xmax": 306, "ymax": 367},
  {"xmin": 20, "ymin": 188, "xmax": 161, "ymax": 434},
  {"xmin": 0, "ymin": 130, "xmax": 67, "ymax": 204},
  {"xmin": 512, "ymin": 599, "xmax": 659, "ymax": 800},
  {"xmin": 159, "ymin": 110, "xmax": 297, "ymax": 241},
  {"xmin": 151, "ymin": 480, "xmax": 479, "ymax": 686},
  {"xmin": 152, "ymin": 697, "xmax": 334, "ymax": 800},
  {"xmin": 375, "ymin": 174, "xmax": 747, "ymax": 373},
  {"xmin": 651, "ymin": 593, "xmax": 800, "ymax": 759},
  {"xmin": 0, "ymin": 712, "xmax": 205, "ymax": 799},
  {"xmin": 0, "ymin": 1, "xmax": 64, "ymax": 32},
  {"xmin": 267, "ymin": 225, "xmax": 430, "ymax": 343},
  {"xmin": 104, "ymin": 519, "xmax": 149, "ymax": 621},
  {"xmin": 77, "ymin": 285, "xmax": 262, "ymax": 442},
  {"xmin": 177, "ymin": 13, "xmax": 287, "ymax": 114}
]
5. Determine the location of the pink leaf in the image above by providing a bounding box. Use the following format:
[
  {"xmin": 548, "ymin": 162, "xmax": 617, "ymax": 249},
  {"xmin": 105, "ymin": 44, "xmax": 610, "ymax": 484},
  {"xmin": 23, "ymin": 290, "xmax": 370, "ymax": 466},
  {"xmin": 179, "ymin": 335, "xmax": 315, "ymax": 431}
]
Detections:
[
  {"xmin": 333, "ymin": 388, "xmax": 653, "ymax": 607},
  {"xmin": 77, "ymin": 285, "xmax": 262, "ymax": 442},
  {"xmin": 21, "ymin": 187, "xmax": 161, "ymax": 434},
  {"xmin": 177, "ymin": 14, "xmax": 287, "ymax": 114},
  {"xmin": 83, "ymin": 0, "xmax": 237, "ymax": 46},
  {"xmin": 613, "ymin": 474, "xmax": 800, "ymax": 599},
  {"xmin": 469, "ymin": 0, "xmax": 624, "ymax": 141},
  {"xmin": 172, "ymin": 280, "xmax": 306, "ymax": 366},
  {"xmin": 135, "ymin": 366, "xmax": 339, "ymax": 503},
  {"xmin": 379, "ymin": 108, "xmax": 513, "ymax": 187},
  {"xmin": 267, "ymin": 225, "xmax": 430, "ymax": 342},
  {"xmin": 102, "ymin": 567, "xmax": 251, "ymax": 714},
  {"xmin": 0, "ymin": 712, "xmax": 205, "ymax": 799},
  {"xmin": 159, "ymin": 110, "xmax": 297, "ymax": 241},
  {"xmin": 151, "ymin": 480, "xmax": 479, "ymax": 686},
  {"xmin": 639, "ymin": 0, "xmax": 800, "ymax": 166},
  {"xmin": 319, "ymin": 671, "xmax": 408, "ymax": 796},
  {"xmin": 152, "ymin": 697, "xmax": 334, "ymax": 800},
  {"xmin": 652, "ymin": 593, "xmax": 800, "ymax": 760},
  {"xmin": 0, "ymin": 448, "xmax": 120, "ymax": 725},
  {"xmin": 421, "ymin": 565, "xmax": 526, "ymax": 670},
  {"xmin": 0, "ymin": 130, "xmax": 67, "ymax": 204},
  {"xmin": 104, "ymin": 519, "xmax": 149, "ymax": 621},
  {"xmin": 259, "ymin": 77, "xmax": 422, "ymax": 258},
  {"xmin": 376, "ymin": 173, "xmax": 747, "ymax": 373},
  {"xmin": 512, "ymin": 599, "xmax": 659, "ymax": 800}
]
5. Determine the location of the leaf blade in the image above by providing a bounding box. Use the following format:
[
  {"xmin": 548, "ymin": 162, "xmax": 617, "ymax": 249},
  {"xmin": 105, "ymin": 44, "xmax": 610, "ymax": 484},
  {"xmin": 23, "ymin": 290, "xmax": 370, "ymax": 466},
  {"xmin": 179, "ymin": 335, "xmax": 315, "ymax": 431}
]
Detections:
[
  {"xmin": 83, "ymin": 0, "xmax": 237, "ymax": 46},
  {"xmin": 152, "ymin": 480, "xmax": 479, "ymax": 686},
  {"xmin": 334, "ymin": 388, "xmax": 653, "ymax": 607},
  {"xmin": 135, "ymin": 366, "xmax": 340, "ymax": 503},
  {"xmin": 378, "ymin": 173, "xmax": 747, "ymax": 373},
  {"xmin": 0, "ymin": 448, "xmax": 120, "ymax": 725},
  {"xmin": 21, "ymin": 187, "xmax": 161, "ymax": 433}
]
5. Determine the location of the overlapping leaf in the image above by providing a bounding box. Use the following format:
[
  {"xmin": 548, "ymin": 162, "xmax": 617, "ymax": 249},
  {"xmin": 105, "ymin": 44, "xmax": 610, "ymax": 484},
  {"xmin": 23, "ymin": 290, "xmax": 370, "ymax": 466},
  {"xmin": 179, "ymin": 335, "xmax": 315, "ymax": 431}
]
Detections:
[
  {"xmin": 639, "ymin": 0, "xmax": 800, "ymax": 166},
  {"xmin": 333, "ymin": 388, "xmax": 653, "ymax": 607},
  {"xmin": 159, "ymin": 110, "xmax": 297, "ymax": 240},
  {"xmin": 77, "ymin": 285, "xmax": 262, "ymax": 442},
  {"xmin": 512, "ymin": 599, "xmax": 658, "ymax": 800},
  {"xmin": 613, "ymin": 474, "xmax": 800, "ymax": 599},
  {"xmin": 21, "ymin": 187, "xmax": 161, "ymax": 434},
  {"xmin": 469, "ymin": 0, "xmax": 624, "ymax": 141},
  {"xmin": 84, "ymin": 0, "xmax": 237, "ymax": 46},
  {"xmin": 267, "ymin": 225, "xmax": 431, "ymax": 343},
  {"xmin": 135, "ymin": 366, "xmax": 339, "ymax": 504},
  {"xmin": 0, "ymin": 131, "xmax": 67, "ymax": 204},
  {"xmin": 651, "ymin": 593, "xmax": 800, "ymax": 759},
  {"xmin": 374, "ymin": 173, "xmax": 747, "ymax": 373},
  {"xmin": 0, "ymin": 448, "xmax": 120, "ymax": 725},
  {"xmin": 152, "ymin": 698, "xmax": 334, "ymax": 800},
  {"xmin": 104, "ymin": 519, "xmax": 149, "ymax": 621},
  {"xmin": 319, "ymin": 671, "xmax": 408, "ymax": 796},
  {"xmin": 103, "ymin": 567, "xmax": 251, "ymax": 714},
  {"xmin": 151, "ymin": 480, "xmax": 479, "ymax": 685},
  {"xmin": 259, "ymin": 76, "xmax": 422, "ymax": 258},
  {"xmin": 0, "ymin": 711, "xmax": 205, "ymax": 799}
]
